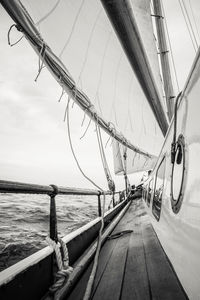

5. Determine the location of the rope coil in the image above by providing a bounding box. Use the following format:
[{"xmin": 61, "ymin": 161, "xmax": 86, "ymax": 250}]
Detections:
[{"xmin": 46, "ymin": 236, "xmax": 73, "ymax": 293}]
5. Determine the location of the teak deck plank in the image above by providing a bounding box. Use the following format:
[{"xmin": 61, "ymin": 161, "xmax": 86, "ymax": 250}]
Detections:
[
  {"xmin": 67, "ymin": 202, "xmax": 136, "ymax": 300},
  {"xmin": 91, "ymin": 234, "xmax": 130, "ymax": 300},
  {"xmin": 67, "ymin": 199, "xmax": 187, "ymax": 300},
  {"xmin": 142, "ymin": 221, "xmax": 187, "ymax": 299},
  {"xmin": 67, "ymin": 204, "xmax": 133, "ymax": 300},
  {"xmin": 91, "ymin": 204, "xmax": 136, "ymax": 300},
  {"xmin": 120, "ymin": 204, "xmax": 150, "ymax": 299},
  {"xmin": 67, "ymin": 238, "xmax": 118, "ymax": 300}
]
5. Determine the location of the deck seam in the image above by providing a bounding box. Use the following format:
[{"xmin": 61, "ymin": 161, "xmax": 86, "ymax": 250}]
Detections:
[
  {"xmin": 119, "ymin": 234, "xmax": 131, "ymax": 300},
  {"xmin": 140, "ymin": 204, "xmax": 153, "ymax": 300},
  {"xmin": 91, "ymin": 239, "xmax": 119, "ymax": 298}
]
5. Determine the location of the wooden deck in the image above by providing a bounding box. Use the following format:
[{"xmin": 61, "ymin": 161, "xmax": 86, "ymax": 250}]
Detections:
[{"xmin": 67, "ymin": 199, "xmax": 188, "ymax": 300}]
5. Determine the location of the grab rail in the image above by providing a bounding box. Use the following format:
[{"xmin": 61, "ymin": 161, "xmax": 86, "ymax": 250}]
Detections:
[{"xmin": 0, "ymin": 180, "xmax": 110, "ymax": 196}]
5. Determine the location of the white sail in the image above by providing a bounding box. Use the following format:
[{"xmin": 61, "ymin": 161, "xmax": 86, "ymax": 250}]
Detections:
[
  {"xmin": 113, "ymin": 140, "xmax": 157, "ymax": 175},
  {"xmin": 4, "ymin": 0, "xmax": 166, "ymax": 173}
]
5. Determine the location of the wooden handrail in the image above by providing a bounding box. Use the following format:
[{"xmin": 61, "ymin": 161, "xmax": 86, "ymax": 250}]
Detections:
[
  {"xmin": 0, "ymin": 180, "xmax": 123, "ymax": 242},
  {"xmin": 0, "ymin": 180, "xmax": 112, "ymax": 196}
]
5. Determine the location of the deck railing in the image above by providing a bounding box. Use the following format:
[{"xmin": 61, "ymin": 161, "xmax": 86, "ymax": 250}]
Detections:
[{"xmin": 0, "ymin": 180, "xmax": 123, "ymax": 242}]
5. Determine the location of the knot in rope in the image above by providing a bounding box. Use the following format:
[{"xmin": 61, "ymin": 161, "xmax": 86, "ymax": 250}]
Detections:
[{"xmin": 46, "ymin": 236, "xmax": 73, "ymax": 293}]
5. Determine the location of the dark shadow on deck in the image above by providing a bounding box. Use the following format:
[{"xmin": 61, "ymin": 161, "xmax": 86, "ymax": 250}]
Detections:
[{"xmin": 67, "ymin": 199, "xmax": 188, "ymax": 300}]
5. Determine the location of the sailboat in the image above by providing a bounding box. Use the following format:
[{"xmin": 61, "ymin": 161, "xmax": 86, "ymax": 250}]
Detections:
[{"xmin": 0, "ymin": 0, "xmax": 200, "ymax": 299}]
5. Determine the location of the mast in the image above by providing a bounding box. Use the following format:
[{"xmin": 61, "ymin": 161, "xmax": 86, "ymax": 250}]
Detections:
[
  {"xmin": 152, "ymin": 0, "xmax": 175, "ymax": 121},
  {"xmin": 100, "ymin": 0, "xmax": 168, "ymax": 136}
]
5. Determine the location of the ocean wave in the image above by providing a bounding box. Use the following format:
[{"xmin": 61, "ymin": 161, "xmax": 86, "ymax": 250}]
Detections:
[
  {"xmin": 0, "ymin": 193, "xmax": 102, "ymax": 271},
  {"xmin": 0, "ymin": 241, "xmax": 44, "ymax": 271}
]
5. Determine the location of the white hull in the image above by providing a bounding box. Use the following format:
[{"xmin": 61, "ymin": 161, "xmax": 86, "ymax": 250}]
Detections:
[{"xmin": 144, "ymin": 48, "xmax": 200, "ymax": 299}]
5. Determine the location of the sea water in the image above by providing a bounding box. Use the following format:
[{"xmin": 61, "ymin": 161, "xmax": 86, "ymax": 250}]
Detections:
[{"xmin": 0, "ymin": 193, "xmax": 111, "ymax": 271}]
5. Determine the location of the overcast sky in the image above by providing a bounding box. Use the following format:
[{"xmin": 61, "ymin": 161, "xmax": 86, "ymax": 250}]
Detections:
[
  {"xmin": 0, "ymin": 0, "xmax": 200, "ymax": 190},
  {"xmin": 0, "ymin": 4, "xmax": 129, "ymax": 190}
]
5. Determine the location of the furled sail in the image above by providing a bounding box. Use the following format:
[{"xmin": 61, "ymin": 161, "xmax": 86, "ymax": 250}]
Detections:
[{"xmin": 1, "ymin": 0, "xmax": 167, "ymax": 174}]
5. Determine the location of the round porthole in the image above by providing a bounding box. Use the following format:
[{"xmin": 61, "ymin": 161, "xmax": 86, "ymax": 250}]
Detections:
[{"xmin": 171, "ymin": 134, "xmax": 186, "ymax": 213}]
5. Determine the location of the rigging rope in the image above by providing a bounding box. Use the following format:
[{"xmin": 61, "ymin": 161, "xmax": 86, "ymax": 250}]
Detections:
[
  {"xmin": 66, "ymin": 97, "xmax": 107, "ymax": 300},
  {"xmin": 46, "ymin": 236, "xmax": 73, "ymax": 293},
  {"xmin": 80, "ymin": 118, "xmax": 92, "ymax": 139},
  {"xmin": 83, "ymin": 196, "xmax": 105, "ymax": 300},
  {"xmin": 122, "ymin": 145, "xmax": 129, "ymax": 195},
  {"xmin": 105, "ymin": 134, "xmax": 112, "ymax": 148},
  {"xmin": 188, "ymin": 0, "xmax": 200, "ymax": 43},
  {"xmin": 96, "ymin": 122, "xmax": 115, "ymax": 193},
  {"xmin": 81, "ymin": 110, "xmax": 87, "ymax": 127},
  {"xmin": 58, "ymin": 86, "xmax": 65, "ymax": 102},
  {"xmin": 77, "ymin": 10, "xmax": 102, "ymax": 86},
  {"xmin": 161, "ymin": 0, "xmax": 180, "ymax": 92},
  {"xmin": 59, "ymin": 0, "xmax": 85, "ymax": 58},
  {"xmin": 35, "ymin": 0, "xmax": 61, "ymax": 26},
  {"xmin": 66, "ymin": 97, "xmax": 102, "ymax": 191},
  {"xmin": 109, "ymin": 53, "xmax": 123, "ymax": 122},
  {"xmin": 94, "ymin": 33, "xmax": 112, "ymax": 106},
  {"xmin": 171, "ymin": 92, "xmax": 182, "ymax": 163},
  {"xmin": 34, "ymin": 42, "xmax": 46, "ymax": 82},
  {"xmin": 108, "ymin": 230, "xmax": 133, "ymax": 240},
  {"xmin": 181, "ymin": 0, "xmax": 199, "ymax": 48},
  {"xmin": 7, "ymin": 24, "xmax": 24, "ymax": 47},
  {"xmin": 178, "ymin": 0, "xmax": 198, "ymax": 52}
]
